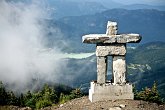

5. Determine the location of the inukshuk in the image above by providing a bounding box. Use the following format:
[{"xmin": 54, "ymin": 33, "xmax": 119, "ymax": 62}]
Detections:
[{"xmin": 82, "ymin": 21, "xmax": 142, "ymax": 102}]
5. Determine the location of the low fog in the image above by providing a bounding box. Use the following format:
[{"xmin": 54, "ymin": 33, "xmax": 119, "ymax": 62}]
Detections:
[{"xmin": 0, "ymin": 0, "xmax": 68, "ymax": 92}]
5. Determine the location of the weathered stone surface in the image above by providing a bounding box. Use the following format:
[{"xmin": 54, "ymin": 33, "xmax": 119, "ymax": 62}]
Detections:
[
  {"xmin": 109, "ymin": 107, "xmax": 122, "ymax": 110},
  {"xmin": 97, "ymin": 57, "xmax": 107, "ymax": 84},
  {"xmin": 112, "ymin": 56, "xmax": 126, "ymax": 85},
  {"xmin": 106, "ymin": 21, "xmax": 117, "ymax": 35},
  {"xmin": 119, "ymin": 104, "xmax": 126, "ymax": 108},
  {"xmin": 96, "ymin": 44, "xmax": 126, "ymax": 56},
  {"xmin": 115, "ymin": 34, "xmax": 142, "ymax": 43},
  {"xmin": 89, "ymin": 82, "xmax": 134, "ymax": 102},
  {"xmin": 82, "ymin": 34, "xmax": 141, "ymax": 44}
]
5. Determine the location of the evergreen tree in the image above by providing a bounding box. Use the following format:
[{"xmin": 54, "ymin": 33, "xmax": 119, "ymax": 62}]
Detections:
[
  {"xmin": 134, "ymin": 81, "xmax": 163, "ymax": 104},
  {"xmin": 7, "ymin": 91, "xmax": 19, "ymax": 105},
  {"xmin": 0, "ymin": 81, "xmax": 8, "ymax": 105},
  {"xmin": 19, "ymin": 93, "xmax": 25, "ymax": 107}
]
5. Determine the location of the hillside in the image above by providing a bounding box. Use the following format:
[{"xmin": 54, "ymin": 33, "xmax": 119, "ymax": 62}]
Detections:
[{"xmin": 127, "ymin": 41, "xmax": 165, "ymax": 98}]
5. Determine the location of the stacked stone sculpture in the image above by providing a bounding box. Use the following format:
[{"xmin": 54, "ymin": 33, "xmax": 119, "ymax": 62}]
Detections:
[{"xmin": 82, "ymin": 21, "xmax": 142, "ymax": 102}]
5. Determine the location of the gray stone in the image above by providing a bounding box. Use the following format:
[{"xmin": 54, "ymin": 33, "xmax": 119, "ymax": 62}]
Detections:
[
  {"xmin": 106, "ymin": 21, "xmax": 118, "ymax": 35},
  {"xmin": 115, "ymin": 34, "xmax": 142, "ymax": 43},
  {"xmin": 112, "ymin": 56, "xmax": 126, "ymax": 85},
  {"xmin": 120, "ymin": 104, "xmax": 126, "ymax": 108},
  {"xmin": 109, "ymin": 107, "xmax": 122, "ymax": 110},
  {"xmin": 82, "ymin": 34, "xmax": 141, "ymax": 44},
  {"xmin": 20, "ymin": 107, "xmax": 32, "ymax": 110},
  {"xmin": 89, "ymin": 82, "xmax": 134, "ymax": 102},
  {"xmin": 60, "ymin": 104, "xmax": 64, "ymax": 107},
  {"xmin": 97, "ymin": 56, "xmax": 107, "ymax": 84},
  {"xmin": 96, "ymin": 44, "xmax": 126, "ymax": 56}
]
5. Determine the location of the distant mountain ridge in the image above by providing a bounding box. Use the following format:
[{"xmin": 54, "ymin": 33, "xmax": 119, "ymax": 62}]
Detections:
[
  {"xmin": 47, "ymin": 8, "xmax": 165, "ymax": 52},
  {"xmin": 6, "ymin": 0, "xmax": 165, "ymax": 19},
  {"xmin": 120, "ymin": 4, "xmax": 165, "ymax": 11},
  {"xmin": 45, "ymin": 0, "xmax": 107, "ymax": 19},
  {"xmin": 69, "ymin": 0, "xmax": 165, "ymax": 11}
]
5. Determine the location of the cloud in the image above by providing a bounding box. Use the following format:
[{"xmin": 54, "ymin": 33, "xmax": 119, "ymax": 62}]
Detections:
[{"xmin": 0, "ymin": 0, "xmax": 66, "ymax": 92}]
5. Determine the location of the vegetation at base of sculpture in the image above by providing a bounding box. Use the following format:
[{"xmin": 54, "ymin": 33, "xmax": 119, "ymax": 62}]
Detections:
[
  {"xmin": 134, "ymin": 82, "xmax": 164, "ymax": 104},
  {"xmin": 0, "ymin": 81, "xmax": 84, "ymax": 109}
]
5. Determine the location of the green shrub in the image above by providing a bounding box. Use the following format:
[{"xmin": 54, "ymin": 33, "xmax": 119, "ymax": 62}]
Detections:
[
  {"xmin": 24, "ymin": 84, "xmax": 58, "ymax": 109},
  {"xmin": 70, "ymin": 88, "xmax": 83, "ymax": 99},
  {"xmin": 59, "ymin": 88, "xmax": 83, "ymax": 104},
  {"xmin": 36, "ymin": 99, "xmax": 52, "ymax": 109},
  {"xmin": 25, "ymin": 97, "xmax": 36, "ymax": 109},
  {"xmin": 41, "ymin": 84, "xmax": 58, "ymax": 103},
  {"xmin": 134, "ymin": 82, "xmax": 163, "ymax": 104},
  {"xmin": 59, "ymin": 93, "xmax": 71, "ymax": 104}
]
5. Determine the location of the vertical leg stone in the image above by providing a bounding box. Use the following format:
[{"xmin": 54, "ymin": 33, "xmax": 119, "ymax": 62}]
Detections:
[
  {"xmin": 97, "ymin": 56, "xmax": 107, "ymax": 83},
  {"xmin": 113, "ymin": 56, "xmax": 126, "ymax": 85}
]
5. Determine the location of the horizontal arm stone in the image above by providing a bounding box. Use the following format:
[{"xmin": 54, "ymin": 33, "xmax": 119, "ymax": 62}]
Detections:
[
  {"xmin": 82, "ymin": 34, "xmax": 142, "ymax": 44},
  {"xmin": 82, "ymin": 34, "xmax": 111, "ymax": 44}
]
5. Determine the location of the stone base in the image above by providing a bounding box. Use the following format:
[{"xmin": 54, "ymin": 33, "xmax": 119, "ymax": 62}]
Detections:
[{"xmin": 89, "ymin": 81, "xmax": 134, "ymax": 102}]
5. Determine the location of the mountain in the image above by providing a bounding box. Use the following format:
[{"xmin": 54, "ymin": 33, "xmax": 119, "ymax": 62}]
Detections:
[
  {"xmin": 64, "ymin": 0, "xmax": 123, "ymax": 9},
  {"xmin": 120, "ymin": 4, "xmax": 165, "ymax": 11},
  {"xmin": 45, "ymin": 0, "xmax": 107, "ymax": 19},
  {"xmin": 6, "ymin": 0, "xmax": 107, "ymax": 19},
  {"xmin": 47, "ymin": 9, "xmax": 165, "ymax": 52},
  {"xmin": 94, "ymin": 0, "xmax": 123, "ymax": 9}
]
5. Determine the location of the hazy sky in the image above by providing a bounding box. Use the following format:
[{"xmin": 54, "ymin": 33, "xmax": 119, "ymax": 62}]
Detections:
[
  {"xmin": 113, "ymin": 0, "xmax": 165, "ymax": 5},
  {"xmin": 81, "ymin": 0, "xmax": 165, "ymax": 6}
]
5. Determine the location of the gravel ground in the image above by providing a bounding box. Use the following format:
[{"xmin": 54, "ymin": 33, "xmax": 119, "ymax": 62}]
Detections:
[{"xmin": 48, "ymin": 96, "xmax": 165, "ymax": 110}]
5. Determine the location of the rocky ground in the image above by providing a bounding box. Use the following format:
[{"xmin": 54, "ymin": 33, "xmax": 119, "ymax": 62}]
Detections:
[
  {"xmin": 1, "ymin": 96, "xmax": 165, "ymax": 110},
  {"xmin": 0, "ymin": 106, "xmax": 32, "ymax": 110},
  {"xmin": 47, "ymin": 96, "xmax": 165, "ymax": 110}
]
